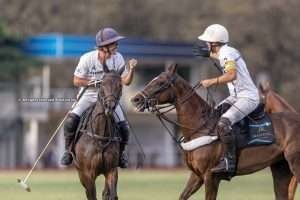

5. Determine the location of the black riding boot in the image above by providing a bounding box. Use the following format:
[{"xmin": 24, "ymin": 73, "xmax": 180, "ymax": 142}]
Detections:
[
  {"xmin": 118, "ymin": 121, "xmax": 130, "ymax": 168},
  {"xmin": 60, "ymin": 113, "xmax": 80, "ymax": 166},
  {"xmin": 61, "ymin": 136, "xmax": 74, "ymax": 165},
  {"xmin": 211, "ymin": 117, "xmax": 236, "ymax": 178}
]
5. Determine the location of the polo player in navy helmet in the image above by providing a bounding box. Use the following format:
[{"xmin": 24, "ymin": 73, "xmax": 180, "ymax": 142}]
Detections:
[{"xmin": 61, "ymin": 27, "xmax": 137, "ymax": 168}]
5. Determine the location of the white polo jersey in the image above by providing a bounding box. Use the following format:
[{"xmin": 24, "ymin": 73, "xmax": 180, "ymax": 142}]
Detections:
[
  {"xmin": 71, "ymin": 50, "xmax": 128, "ymax": 120},
  {"xmin": 74, "ymin": 50, "xmax": 128, "ymax": 95},
  {"xmin": 218, "ymin": 45, "xmax": 259, "ymax": 100}
]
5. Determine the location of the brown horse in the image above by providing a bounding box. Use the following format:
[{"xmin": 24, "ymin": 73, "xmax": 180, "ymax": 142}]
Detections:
[
  {"xmin": 74, "ymin": 68, "xmax": 123, "ymax": 200},
  {"xmin": 259, "ymin": 82, "xmax": 298, "ymax": 200},
  {"xmin": 259, "ymin": 82, "xmax": 296, "ymax": 113},
  {"xmin": 131, "ymin": 63, "xmax": 300, "ymax": 200}
]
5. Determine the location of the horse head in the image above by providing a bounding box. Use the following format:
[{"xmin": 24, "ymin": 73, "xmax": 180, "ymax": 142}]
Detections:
[
  {"xmin": 131, "ymin": 63, "xmax": 178, "ymax": 111},
  {"xmin": 258, "ymin": 81, "xmax": 271, "ymax": 105},
  {"xmin": 98, "ymin": 64, "xmax": 123, "ymax": 116}
]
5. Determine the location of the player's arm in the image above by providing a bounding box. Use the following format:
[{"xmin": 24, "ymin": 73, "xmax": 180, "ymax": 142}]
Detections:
[
  {"xmin": 200, "ymin": 60, "xmax": 237, "ymax": 88},
  {"xmin": 121, "ymin": 59, "xmax": 137, "ymax": 86},
  {"xmin": 73, "ymin": 75, "xmax": 90, "ymax": 87}
]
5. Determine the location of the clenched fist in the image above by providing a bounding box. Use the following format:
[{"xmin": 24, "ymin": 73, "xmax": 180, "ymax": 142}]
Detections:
[{"xmin": 128, "ymin": 59, "xmax": 138, "ymax": 70}]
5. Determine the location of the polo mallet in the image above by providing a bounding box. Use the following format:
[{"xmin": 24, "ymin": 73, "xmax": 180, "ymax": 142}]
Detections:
[{"xmin": 17, "ymin": 81, "xmax": 100, "ymax": 192}]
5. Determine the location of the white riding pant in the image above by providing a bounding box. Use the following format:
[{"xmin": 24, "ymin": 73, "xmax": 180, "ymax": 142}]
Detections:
[
  {"xmin": 71, "ymin": 92, "xmax": 125, "ymax": 122},
  {"xmin": 218, "ymin": 96, "xmax": 260, "ymax": 125}
]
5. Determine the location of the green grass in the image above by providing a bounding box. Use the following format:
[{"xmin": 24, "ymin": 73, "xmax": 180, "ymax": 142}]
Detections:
[{"xmin": 0, "ymin": 169, "xmax": 298, "ymax": 200}]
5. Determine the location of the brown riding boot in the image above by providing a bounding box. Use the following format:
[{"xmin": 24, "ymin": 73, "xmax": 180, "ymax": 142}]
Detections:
[
  {"xmin": 118, "ymin": 121, "xmax": 130, "ymax": 168},
  {"xmin": 211, "ymin": 117, "xmax": 236, "ymax": 177}
]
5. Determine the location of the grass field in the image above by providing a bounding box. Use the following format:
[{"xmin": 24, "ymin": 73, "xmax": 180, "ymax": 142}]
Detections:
[{"xmin": 0, "ymin": 169, "xmax": 298, "ymax": 200}]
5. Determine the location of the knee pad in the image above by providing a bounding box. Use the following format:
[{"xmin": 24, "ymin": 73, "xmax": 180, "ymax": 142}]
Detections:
[
  {"xmin": 217, "ymin": 117, "xmax": 232, "ymax": 143},
  {"xmin": 64, "ymin": 113, "xmax": 80, "ymax": 137}
]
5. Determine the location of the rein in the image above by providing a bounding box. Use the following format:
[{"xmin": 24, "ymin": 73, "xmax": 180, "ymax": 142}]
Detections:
[
  {"xmin": 140, "ymin": 77, "xmax": 216, "ymax": 148},
  {"xmin": 83, "ymin": 76, "xmax": 122, "ymax": 143}
]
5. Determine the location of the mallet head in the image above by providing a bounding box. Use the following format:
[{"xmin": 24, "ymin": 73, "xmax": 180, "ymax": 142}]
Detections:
[{"xmin": 17, "ymin": 179, "xmax": 31, "ymax": 192}]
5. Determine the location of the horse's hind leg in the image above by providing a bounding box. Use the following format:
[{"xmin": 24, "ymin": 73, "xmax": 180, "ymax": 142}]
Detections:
[
  {"xmin": 285, "ymin": 151, "xmax": 300, "ymax": 200},
  {"xmin": 288, "ymin": 177, "xmax": 297, "ymax": 200},
  {"xmin": 285, "ymin": 151, "xmax": 300, "ymax": 180},
  {"xmin": 270, "ymin": 160, "xmax": 293, "ymax": 200},
  {"xmin": 179, "ymin": 172, "xmax": 203, "ymax": 200},
  {"xmin": 78, "ymin": 171, "xmax": 97, "ymax": 200},
  {"xmin": 103, "ymin": 168, "xmax": 118, "ymax": 200},
  {"xmin": 204, "ymin": 173, "xmax": 221, "ymax": 200}
]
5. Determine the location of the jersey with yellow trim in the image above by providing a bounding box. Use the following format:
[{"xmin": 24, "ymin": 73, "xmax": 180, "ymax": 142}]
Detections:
[{"xmin": 218, "ymin": 45, "xmax": 258, "ymax": 100}]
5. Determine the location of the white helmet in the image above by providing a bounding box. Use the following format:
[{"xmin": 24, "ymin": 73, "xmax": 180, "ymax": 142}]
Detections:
[{"xmin": 198, "ymin": 24, "xmax": 229, "ymax": 43}]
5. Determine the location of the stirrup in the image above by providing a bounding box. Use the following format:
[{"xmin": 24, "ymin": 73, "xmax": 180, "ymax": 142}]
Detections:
[
  {"xmin": 211, "ymin": 158, "xmax": 235, "ymax": 174},
  {"xmin": 119, "ymin": 152, "xmax": 128, "ymax": 168},
  {"xmin": 60, "ymin": 151, "xmax": 73, "ymax": 166}
]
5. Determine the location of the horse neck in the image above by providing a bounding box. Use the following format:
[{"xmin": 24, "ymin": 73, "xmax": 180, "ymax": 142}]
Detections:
[
  {"xmin": 267, "ymin": 91, "xmax": 296, "ymax": 113},
  {"xmin": 173, "ymin": 79, "xmax": 214, "ymax": 138}
]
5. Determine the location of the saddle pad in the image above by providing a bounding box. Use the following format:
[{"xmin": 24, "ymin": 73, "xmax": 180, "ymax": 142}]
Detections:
[{"xmin": 235, "ymin": 114, "xmax": 275, "ymax": 149}]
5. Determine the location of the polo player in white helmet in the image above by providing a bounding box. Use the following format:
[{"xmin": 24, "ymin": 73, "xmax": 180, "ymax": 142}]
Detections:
[
  {"xmin": 197, "ymin": 24, "xmax": 260, "ymax": 177},
  {"xmin": 61, "ymin": 27, "xmax": 137, "ymax": 168}
]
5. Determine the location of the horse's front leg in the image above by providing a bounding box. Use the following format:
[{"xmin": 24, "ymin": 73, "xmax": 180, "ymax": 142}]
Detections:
[
  {"xmin": 78, "ymin": 170, "xmax": 97, "ymax": 200},
  {"xmin": 179, "ymin": 171, "xmax": 203, "ymax": 200},
  {"xmin": 104, "ymin": 168, "xmax": 118, "ymax": 200},
  {"xmin": 204, "ymin": 173, "xmax": 221, "ymax": 200}
]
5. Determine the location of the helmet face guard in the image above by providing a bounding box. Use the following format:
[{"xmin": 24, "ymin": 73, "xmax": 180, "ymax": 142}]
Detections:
[
  {"xmin": 193, "ymin": 41, "xmax": 210, "ymax": 58},
  {"xmin": 96, "ymin": 27, "xmax": 125, "ymax": 47}
]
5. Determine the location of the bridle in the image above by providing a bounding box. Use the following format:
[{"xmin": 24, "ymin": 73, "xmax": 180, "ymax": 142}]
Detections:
[
  {"xmin": 86, "ymin": 73, "xmax": 122, "ymax": 143},
  {"xmin": 97, "ymin": 74, "xmax": 122, "ymax": 110},
  {"xmin": 138, "ymin": 74, "xmax": 178, "ymax": 111},
  {"xmin": 137, "ymin": 74, "xmax": 216, "ymax": 147}
]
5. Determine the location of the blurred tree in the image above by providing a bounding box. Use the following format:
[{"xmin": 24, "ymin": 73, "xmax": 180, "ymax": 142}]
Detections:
[
  {"xmin": 1, "ymin": 0, "xmax": 300, "ymax": 108},
  {"xmin": 0, "ymin": 20, "xmax": 41, "ymax": 81}
]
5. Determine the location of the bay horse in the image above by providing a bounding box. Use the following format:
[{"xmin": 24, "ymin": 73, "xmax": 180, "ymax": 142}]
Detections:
[
  {"xmin": 131, "ymin": 63, "xmax": 300, "ymax": 200},
  {"xmin": 259, "ymin": 82, "xmax": 298, "ymax": 200},
  {"xmin": 74, "ymin": 66, "xmax": 123, "ymax": 200}
]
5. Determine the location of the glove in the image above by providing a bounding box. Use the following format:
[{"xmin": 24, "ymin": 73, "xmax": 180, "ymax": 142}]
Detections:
[{"xmin": 192, "ymin": 41, "xmax": 210, "ymax": 58}]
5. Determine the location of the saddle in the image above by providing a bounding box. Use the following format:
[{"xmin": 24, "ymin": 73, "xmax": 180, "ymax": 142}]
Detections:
[
  {"xmin": 73, "ymin": 103, "xmax": 122, "ymax": 145},
  {"xmin": 72, "ymin": 104, "xmax": 96, "ymax": 149},
  {"xmin": 216, "ymin": 103, "xmax": 275, "ymax": 150}
]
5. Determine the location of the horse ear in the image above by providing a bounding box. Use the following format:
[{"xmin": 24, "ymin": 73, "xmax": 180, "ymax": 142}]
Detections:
[
  {"xmin": 103, "ymin": 60, "xmax": 110, "ymax": 73},
  {"xmin": 259, "ymin": 81, "xmax": 271, "ymax": 93},
  {"xmin": 166, "ymin": 62, "xmax": 178, "ymax": 75}
]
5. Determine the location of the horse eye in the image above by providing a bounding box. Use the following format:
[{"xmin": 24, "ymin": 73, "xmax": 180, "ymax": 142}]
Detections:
[{"xmin": 158, "ymin": 81, "xmax": 165, "ymax": 86}]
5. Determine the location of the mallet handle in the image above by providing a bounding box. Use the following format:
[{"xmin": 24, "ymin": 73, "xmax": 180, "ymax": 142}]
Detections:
[{"xmin": 22, "ymin": 86, "xmax": 88, "ymax": 182}]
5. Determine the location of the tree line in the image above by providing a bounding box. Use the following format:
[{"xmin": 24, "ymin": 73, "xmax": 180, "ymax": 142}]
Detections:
[{"xmin": 1, "ymin": 0, "xmax": 300, "ymax": 108}]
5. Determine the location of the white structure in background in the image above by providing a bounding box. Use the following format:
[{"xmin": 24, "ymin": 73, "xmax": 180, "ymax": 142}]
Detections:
[
  {"xmin": 0, "ymin": 89, "xmax": 17, "ymax": 168},
  {"xmin": 21, "ymin": 65, "xmax": 50, "ymax": 167}
]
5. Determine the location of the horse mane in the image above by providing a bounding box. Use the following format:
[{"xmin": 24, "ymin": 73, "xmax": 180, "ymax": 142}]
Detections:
[{"xmin": 175, "ymin": 73, "xmax": 213, "ymax": 114}]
